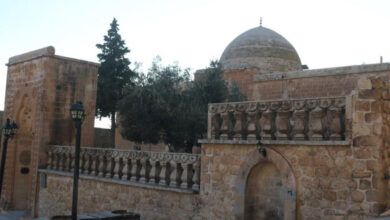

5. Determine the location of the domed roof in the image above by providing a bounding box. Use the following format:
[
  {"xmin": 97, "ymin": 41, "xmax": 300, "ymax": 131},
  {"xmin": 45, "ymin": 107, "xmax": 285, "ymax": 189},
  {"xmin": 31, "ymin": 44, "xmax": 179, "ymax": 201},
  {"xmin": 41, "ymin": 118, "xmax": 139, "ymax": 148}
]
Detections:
[{"xmin": 220, "ymin": 26, "xmax": 302, "ymax": 73}]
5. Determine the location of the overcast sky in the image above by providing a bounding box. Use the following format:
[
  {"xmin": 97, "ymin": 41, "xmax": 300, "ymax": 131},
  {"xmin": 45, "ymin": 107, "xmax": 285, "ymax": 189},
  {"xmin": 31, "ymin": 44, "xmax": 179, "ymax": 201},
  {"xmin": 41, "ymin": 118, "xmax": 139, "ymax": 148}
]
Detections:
[{"xmin": 1, "ymin": 0, "xmax": 389, "ymax": 128}]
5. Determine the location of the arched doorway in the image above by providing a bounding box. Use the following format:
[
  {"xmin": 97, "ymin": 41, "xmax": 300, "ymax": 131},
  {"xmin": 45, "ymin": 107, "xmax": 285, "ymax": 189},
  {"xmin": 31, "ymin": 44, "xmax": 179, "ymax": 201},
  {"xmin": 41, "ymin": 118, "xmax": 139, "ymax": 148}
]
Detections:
[
  {"xmin": 235, "ymin": 147, "xmax": 296, "ymax": 220},
  {"xmin": 245, "ymin": 161, "xmax": 285, "ymax": 219}
]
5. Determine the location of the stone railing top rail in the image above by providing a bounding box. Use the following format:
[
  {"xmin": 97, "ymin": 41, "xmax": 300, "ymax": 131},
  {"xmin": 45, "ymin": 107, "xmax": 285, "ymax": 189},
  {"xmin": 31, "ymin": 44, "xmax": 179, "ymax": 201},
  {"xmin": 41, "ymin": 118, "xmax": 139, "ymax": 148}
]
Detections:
[
  {"xmin": 48, "ymin": 145, "xmax": 200, "ymax": 160},
  {"xmin": 254, "ymin": 63, "xmax": 390, "ymax": 82},
  {"xmin": 45, "ymin": 145, "xmax": 201, "ymax": 193},
  {"xmin": 208, "ymin": 96, "xmax": 346, "ymax": 112}
]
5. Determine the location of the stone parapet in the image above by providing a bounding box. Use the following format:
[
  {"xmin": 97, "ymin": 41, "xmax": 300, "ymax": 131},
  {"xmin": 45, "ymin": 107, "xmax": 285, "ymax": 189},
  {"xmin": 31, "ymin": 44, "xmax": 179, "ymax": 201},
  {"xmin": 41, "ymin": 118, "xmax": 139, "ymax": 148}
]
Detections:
[
  {"xmin": 208, "ymin": 96, "xmax": 348, "ymax": 142},
  {"xmin": 198, "ymin": 139, "xmax": 351, "ymax": 146},
  {"xmin": 254, "ymin": 63, "xmax": 390, "ymax": 82},
  {"xmin": 8, "ymin": 46, "xmax": 55, "ymax": 65},
  {"xmin": 44, "ymin": 145, "xmax": 200, "ymax": 193}
]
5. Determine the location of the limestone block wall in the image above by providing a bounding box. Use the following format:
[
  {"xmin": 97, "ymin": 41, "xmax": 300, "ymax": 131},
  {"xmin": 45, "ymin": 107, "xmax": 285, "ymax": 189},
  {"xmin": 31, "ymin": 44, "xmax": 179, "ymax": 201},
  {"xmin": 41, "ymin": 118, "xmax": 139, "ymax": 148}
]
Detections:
[{"xmin": 38, "ymin": 173, "xmax": 202, "ymax": 219}]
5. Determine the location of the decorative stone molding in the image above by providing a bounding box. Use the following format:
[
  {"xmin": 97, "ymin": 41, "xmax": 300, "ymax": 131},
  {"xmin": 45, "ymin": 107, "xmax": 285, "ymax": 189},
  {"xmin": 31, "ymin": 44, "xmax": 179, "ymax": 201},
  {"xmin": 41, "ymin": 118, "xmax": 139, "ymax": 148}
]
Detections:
[
  {"xmin": 44, "ymin": 146, "xmax": 201, "ymax": 193},
  {"xmin": 207, "ymin": 97, "xmax": 347, "ymax": 142}
]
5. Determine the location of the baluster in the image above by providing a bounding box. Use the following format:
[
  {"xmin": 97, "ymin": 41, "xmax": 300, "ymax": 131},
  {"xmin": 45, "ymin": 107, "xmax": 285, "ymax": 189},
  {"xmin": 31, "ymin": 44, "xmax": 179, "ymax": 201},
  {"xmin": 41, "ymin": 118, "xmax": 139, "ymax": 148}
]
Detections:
[
  {"xmin": 275, "ymin": 101, "xmax": 292, "ymax": 140},
  {"xmin": 91, "ymin": 153, "xmax": 98, "ymax": 176},
  {"xmin": 113, "ymin": 152, "xmax": 121, "ymax": 179},
  {"xmin": 308, "ymin": 101, "xmax": 325, "ymax": 140},
  {"xmin": 121, "ymin": 154, "xmax": 130, "ymax": 180},
  {"xmin": 70, "ymin": 152, "xmax": 75, "ymax": 172},
  {"xmin": 47, "ymin": 149, "xmax": 53, "ymax": 169},
  {"xmin": 181, "ymin": 162, "xmax": 189, "ymax": 189},
  {"xmin": 82, "ymin": 151, "xmax": 90, "ymax": 174},
  {"xmin": 192, "ymin": 160, "xmax": 200, "ymax": 191},
  {"xmin": 105, "ymin": 152, "xmax": 113, "ymax": 178},
  {"xmin": 292, "ymin": 109, "xmax": 306, "ymax": 140},
  {"xmin": 60, "ymin": 152, "xmax": 67, "ymax": 171},
  {"xmin": 219, "ymin": 105, "xmax": 231, "ymax": 140},
  {"xmin": 53, "ymin": 149, "xmax": 62, "ymax": 170},
  {"xmin": 246, "ymin": 103, "xmax": 258, "ymax": 141},
  {"xmin": 52, "ymin": 150, "xmax": 59, "ymax": 170},
  {"xmin": 210, "ymin": 113, "xmax": 220, "ymax": 139},
  {"xmin": 169, "ymin": 160, "xmax": 178, "ymax": 187},
  {"xmin": 159, "ymin": 160, "xmax": 168, "ymax": 186},
  {"xmin": 275, "ymin": 111, "xmax": 291, "ymax": 140},
  {"xmin": 98, "ymin": 154, "xmax": 105, "ymax": 177},
  {"xmin": 79, "ymin": 150, "xmax": 85, "ymax": 174},
  {"xmin": 259, "ymin": 108, "xmax": 274, "ymax": 140},
  {"xmin": 139, "ymin": 157, "xmax": 147, "ymax": 183},
  {"xmin": 329, "ymin": 105, "xmax": 343, "ymax": 140},
  {"xmin": 130, "ymin": 156, "xmax": 138, "ymax": 181},
  {"xmin": 149, "ymin": 156, "xmax": 158, "ymax": 184},
  {"xmin": 233, "ymin": 104, "xmax": 247, "ymax": 140}
]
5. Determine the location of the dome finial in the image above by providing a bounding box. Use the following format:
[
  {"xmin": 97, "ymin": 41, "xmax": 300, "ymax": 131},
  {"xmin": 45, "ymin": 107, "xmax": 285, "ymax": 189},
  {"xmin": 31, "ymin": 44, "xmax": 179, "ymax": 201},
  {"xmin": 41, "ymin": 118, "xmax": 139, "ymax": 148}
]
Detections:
[{"xmin": 260, "ymin": 17, "xmax": 263, "ymax": 27}]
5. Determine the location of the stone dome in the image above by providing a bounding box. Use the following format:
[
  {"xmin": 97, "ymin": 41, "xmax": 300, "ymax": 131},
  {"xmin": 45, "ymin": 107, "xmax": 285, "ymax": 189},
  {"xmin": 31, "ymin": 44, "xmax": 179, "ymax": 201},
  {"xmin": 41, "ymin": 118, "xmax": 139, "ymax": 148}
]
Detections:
[{"xmin": 220, "ymin": 26, "xmax": 302, "ymax": 73}]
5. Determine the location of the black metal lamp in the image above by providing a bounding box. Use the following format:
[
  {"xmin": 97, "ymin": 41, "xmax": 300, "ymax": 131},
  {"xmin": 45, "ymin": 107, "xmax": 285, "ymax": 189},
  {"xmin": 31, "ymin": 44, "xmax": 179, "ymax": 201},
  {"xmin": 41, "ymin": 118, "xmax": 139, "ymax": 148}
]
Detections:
[
  {"xmin": 70, "ymin": 101, "xmax": 85, "ymax": 121},
  {"xmin": 257, "ymin": 141, "xmax": 266, "ymax": 157},
  {"xmin": 2, "ymin": 119, "xmax": 13, "ymax": 138},
  {"xmin": 11, "ymin": 121, "xmax": 18, "ymax": 137},
  {"xmin": 70, "ymin": 101, "xmax": 85, "ymax": 220}
]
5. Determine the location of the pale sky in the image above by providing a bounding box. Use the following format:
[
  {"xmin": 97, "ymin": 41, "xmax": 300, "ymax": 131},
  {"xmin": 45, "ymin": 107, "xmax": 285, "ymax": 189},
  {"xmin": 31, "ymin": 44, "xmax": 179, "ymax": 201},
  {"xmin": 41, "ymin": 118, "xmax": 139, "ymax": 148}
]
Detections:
[{"xmin": 1, "ymin": 0, "xmax": 390, "ymax": 128}]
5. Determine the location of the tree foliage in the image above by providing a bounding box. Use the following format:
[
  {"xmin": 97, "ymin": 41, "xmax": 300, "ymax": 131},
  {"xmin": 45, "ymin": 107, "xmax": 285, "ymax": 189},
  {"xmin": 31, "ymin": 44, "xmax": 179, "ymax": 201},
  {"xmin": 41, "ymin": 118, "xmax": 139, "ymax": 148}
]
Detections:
[
  {"xmin": 96, "ymin": 18, "xmax": 136, "ymax": 146},
  {"xmin": 119, "ymin": 59, "xmax": 246, "ymax": 152}
]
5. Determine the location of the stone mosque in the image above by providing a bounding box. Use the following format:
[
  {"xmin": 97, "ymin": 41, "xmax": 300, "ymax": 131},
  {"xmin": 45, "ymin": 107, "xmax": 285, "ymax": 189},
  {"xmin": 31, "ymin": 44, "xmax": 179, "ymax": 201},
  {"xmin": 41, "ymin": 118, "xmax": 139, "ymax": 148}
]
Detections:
[{"xmin": 1, "ymin": 22, "xmax": 390, "ymax": 219}]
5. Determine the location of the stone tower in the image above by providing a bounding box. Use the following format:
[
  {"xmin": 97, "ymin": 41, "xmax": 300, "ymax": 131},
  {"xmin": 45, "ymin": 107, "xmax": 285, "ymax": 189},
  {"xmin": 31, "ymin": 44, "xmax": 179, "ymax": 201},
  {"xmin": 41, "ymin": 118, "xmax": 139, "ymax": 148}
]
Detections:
[{"xmin": 1, "ymin": 47, "xmax": 98, "ymax": 215}]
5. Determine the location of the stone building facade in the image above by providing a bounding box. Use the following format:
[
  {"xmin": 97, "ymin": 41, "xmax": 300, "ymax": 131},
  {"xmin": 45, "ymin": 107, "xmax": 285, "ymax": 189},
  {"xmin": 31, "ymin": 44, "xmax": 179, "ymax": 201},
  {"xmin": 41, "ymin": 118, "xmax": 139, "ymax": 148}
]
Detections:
[
  {"xmin": 1, "ymin": 47, "xmax": 98, "ymax": 215},
  {"xmin": 3, "ymin": 24, "xmax": 390, "ymax": 220}
]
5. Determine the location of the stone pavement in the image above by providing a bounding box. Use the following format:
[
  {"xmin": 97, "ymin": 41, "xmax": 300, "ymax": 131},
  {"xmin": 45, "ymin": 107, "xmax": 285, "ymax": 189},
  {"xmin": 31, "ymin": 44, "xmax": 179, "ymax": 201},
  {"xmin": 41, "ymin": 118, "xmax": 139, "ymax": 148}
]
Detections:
[{"xmin": 0, "ymin": 211, "xmax": 48, "ymax": 220}]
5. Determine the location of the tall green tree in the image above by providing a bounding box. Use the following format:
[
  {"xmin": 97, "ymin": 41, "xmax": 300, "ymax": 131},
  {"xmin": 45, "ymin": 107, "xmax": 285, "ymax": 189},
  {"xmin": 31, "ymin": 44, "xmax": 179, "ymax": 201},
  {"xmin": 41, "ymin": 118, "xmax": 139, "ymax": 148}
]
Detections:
[
  {"xmin": 119, "ymin": 60, "xmax": 246, "ymax": 152},
  {"xmin": 96, "ymin": 18, "xmax": 136, "ymax": 147}
]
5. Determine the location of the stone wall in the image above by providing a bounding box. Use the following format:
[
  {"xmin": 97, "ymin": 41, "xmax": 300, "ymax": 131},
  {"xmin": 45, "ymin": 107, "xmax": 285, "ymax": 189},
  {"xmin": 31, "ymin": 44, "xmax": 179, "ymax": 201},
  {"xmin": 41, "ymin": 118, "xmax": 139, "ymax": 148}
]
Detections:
[{"xmin": 38, "ymin": 173, "xmax": 202, "ymax": 219}]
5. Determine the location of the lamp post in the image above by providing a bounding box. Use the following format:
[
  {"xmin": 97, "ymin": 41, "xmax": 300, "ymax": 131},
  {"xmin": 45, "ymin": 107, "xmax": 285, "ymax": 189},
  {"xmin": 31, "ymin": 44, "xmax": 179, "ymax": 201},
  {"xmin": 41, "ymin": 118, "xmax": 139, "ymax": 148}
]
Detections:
[
  {"xmin": 0, "ymin": 118, "xmax": 18, "ymax": 197},
  {"xmin": 70, "ymin": 101, "xmax": 85, "ymax": 220}
]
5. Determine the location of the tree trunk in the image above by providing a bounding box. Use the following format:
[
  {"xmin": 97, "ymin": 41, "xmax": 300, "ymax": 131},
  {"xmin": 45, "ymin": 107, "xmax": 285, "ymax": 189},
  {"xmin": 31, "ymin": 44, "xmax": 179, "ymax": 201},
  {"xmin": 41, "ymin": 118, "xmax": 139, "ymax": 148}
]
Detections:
[{"xmin": 111, "ymin": 112, "xmax": 116, "ymax": 147}]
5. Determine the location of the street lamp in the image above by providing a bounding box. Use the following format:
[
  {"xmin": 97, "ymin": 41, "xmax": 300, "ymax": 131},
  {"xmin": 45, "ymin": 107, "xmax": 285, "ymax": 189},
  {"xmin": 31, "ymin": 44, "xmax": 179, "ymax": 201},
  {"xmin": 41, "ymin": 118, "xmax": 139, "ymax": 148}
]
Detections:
[
  {"xmin": 70, "ymin": 101, "xmax": 85, "ymax": 220},
  {"xmin": 0, "ymin": 118, "xmax": 18, "ymax": 197}
]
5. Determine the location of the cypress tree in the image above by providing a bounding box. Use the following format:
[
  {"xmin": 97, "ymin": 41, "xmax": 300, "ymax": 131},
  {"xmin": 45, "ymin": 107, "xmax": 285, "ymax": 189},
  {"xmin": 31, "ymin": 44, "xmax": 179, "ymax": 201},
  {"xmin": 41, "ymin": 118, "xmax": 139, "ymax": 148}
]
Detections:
[{"xmin": 96, "ymin": 18, "xmax": 136, "ymax": 147}]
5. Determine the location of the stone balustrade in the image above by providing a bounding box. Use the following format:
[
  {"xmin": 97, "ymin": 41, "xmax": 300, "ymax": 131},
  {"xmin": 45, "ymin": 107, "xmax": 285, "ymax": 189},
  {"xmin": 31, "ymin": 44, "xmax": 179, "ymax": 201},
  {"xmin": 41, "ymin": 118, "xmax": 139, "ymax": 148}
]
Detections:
[
  {"xmin": 45, "ymin": 146, "xmax": 200, "ymax": 193},
  {"xmin": 208, "ymin": 97, "xmax": 347, "ymax": 142}
]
